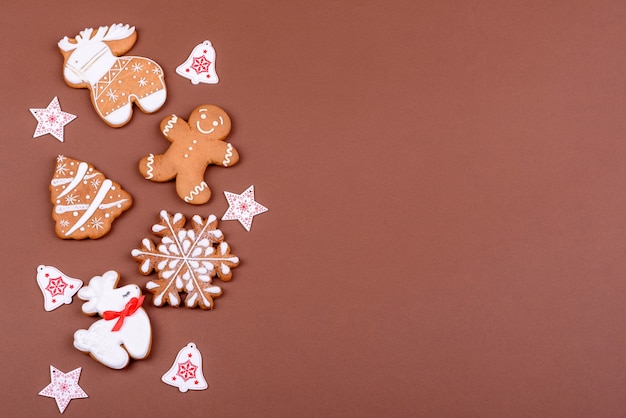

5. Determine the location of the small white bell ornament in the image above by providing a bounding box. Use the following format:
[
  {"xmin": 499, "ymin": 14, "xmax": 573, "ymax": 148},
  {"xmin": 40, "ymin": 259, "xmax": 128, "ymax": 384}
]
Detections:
[
  {"xmin": 36, "ymin": 265, "xmax": 83, "ymax": 311},
  {"xmin": 162, "ymin": 342, "xmax": 208, "ymax": 392},
  {"xmin": 176, "ymin": 40, "xmax": 219, "ymax": 85}
]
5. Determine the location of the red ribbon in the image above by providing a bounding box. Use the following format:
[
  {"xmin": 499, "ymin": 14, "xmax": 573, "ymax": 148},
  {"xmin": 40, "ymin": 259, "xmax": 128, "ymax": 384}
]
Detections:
[{"xmin": 103, "ymin": 295, "xmax": 145, "ymax": 332}]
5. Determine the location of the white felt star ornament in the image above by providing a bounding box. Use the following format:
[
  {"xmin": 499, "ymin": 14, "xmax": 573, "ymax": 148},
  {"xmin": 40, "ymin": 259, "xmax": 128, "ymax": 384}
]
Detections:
[
  {"xmin": 30, "ymin": 96, "xmax": 76, "ymax": 142},
  {"xmin": 38, "ymin": 365, "xmax": 88, "ymax": 413},
  {"xmin": 222, "ymin": 185, "xmax": 268, "ymax": 231}
]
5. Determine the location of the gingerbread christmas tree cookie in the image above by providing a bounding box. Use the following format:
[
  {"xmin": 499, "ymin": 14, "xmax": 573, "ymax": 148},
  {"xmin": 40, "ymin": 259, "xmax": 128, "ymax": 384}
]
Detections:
[{"xmin": 50, "ymin": 155, "xmax": 132, "ymax": 239}]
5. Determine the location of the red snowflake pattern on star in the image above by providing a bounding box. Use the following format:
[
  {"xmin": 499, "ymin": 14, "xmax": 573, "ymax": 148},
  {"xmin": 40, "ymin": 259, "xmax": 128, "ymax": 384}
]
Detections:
[
  {"xmin": 46, "ymin": 276, "xmax": 68, "ymax": 297},
  {"xmin": 30, "ymin": 96, "xmax": 76, "ymax": 142},
  {"xmin": 222, "ymin": 185, "xmax": 268, "ymax": 231},
  {"xmin": 190, "ymin": 55, "xmax": 212, "ymax": 75},
  {"xmin": 38, "ymin": 366, "xmax": 88, "ymax": 413},
  {"xmin": 177, "ymin": 360, "xmax": 198, "ymax": 381}
]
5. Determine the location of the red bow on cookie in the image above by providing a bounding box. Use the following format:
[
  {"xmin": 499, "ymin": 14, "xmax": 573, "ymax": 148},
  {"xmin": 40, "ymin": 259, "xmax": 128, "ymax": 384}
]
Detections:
[{"xmin": 103, "ymin": 295, "xmax": 145, "ymax": 332}]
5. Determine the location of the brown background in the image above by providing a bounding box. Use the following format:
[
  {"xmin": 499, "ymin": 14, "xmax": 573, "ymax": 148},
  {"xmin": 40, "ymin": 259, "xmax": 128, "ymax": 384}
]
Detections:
[{"xmin": 2, "ymin": 0, "xmax": 626, "ymax": 416}]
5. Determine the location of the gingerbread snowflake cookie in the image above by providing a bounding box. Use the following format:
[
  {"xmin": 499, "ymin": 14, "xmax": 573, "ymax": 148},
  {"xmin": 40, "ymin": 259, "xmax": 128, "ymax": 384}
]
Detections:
[
  {"xmin": 138, "ymin": 104, "xmax": 239, "ymax": 205},
  {"xmin": 131, "ymin": 210, "xmax": 240, "ymax": 309},
  {"xmin": 58, "ymin": 23, "xmax": 167, "ymax": 127},
  {"xmin": 50, "ymin": 155, "xmax": 132, "ymax": 239}
]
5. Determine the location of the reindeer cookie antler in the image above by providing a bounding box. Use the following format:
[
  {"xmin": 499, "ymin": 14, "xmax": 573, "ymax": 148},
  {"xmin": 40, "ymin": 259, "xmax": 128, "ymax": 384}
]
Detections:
[
  {"xmin": 58, "ymin": 24, "xmax": 136, "ymax": 51},
  {"xmin": 58, "ymin": 23, "xmax": 167, "ymax": 128}
]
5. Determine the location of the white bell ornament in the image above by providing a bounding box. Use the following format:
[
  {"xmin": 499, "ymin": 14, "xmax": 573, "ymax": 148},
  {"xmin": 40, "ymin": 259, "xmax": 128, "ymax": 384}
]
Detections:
[
  {"xmin": 161, "ymin": 342, "xmax": 208, "ymax": 392},
  {"xmin": 176, "ymin": 41, "xmax": 219, "ymax": 85},
  {"xmin": 36, "ymin": 265, "xmax": 83, "ymax": 311}
]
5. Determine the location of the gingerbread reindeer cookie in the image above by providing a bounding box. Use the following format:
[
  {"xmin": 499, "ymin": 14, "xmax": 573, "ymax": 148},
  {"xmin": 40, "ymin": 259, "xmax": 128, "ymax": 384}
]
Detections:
[
  {"xmin": 73, "ymin": 271, "xmax": 152, "ymax": 369},
  {"xmin": 58, "ymin": 23, "xmax": 167, "ymax": 127},
  {"xmin": 138, "ymin": 104, "xmax": 239, "ymax": 204}
]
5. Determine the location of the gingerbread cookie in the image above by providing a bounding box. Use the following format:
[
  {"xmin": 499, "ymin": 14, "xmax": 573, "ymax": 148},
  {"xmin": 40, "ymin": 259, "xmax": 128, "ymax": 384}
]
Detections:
[
  {"xmin": 58, "ymin": 23, "xmax": 167, "ymax": 127},
  {"xmin": 73, "ymin": 271, "xmax": 152, "ymax": 369},
  {"xmin": 138, "ymin": 104, "xmax": 239, "ymax": 204},
  {"xmin": 131, "ymin": 210, "xmax": 240, "ymax": 309},
  {"xmin": 50, "ymin": 155, "xmax": 132, "ymax": 240}
]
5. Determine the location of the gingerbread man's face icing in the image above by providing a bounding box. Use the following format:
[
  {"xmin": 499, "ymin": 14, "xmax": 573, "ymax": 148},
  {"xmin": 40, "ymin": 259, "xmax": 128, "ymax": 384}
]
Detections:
[
  {"xmin": 190, "ymin": 106, "xmax": 231, "ymax": 138},
  {"xmin": 138, "ymin": 104, "xmax": 239, "ymax": 205}
]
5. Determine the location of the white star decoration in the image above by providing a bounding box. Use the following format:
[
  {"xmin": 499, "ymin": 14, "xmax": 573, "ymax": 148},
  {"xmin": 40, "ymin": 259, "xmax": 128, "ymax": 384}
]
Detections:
[
  {"xmin": 38, "ymin": 366, "xmax": 88, "ymax": 413},
  {"xmin": 222, "ymin": 185, "xmax": 268, "ymax": 231},
  {"xmin": 30, "ymin": 97, "xmax": 76, "ymax": 142}
]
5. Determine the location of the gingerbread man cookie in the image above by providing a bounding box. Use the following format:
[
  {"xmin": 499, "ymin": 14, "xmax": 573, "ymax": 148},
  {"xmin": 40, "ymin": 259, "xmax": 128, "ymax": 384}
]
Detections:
[{"xmin": 138, "ymin": 104, "xmax": 239, "ymax": 204}]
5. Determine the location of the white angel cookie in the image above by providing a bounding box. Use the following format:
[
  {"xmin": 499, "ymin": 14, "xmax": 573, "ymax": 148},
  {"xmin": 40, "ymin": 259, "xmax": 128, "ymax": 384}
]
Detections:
[{"xmin": 73, "ymin": 271, "xmax": 152, "ymax": 369}]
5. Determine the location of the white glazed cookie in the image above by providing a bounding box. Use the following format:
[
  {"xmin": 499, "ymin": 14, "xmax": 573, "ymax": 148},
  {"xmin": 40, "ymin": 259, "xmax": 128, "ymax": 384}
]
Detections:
[
  {"xmin": 58, "ymin": 23, "xmax": 167, "ymax": 127},
  {"xmin": 73, "ymin": 271, "xmax": 152, "ymax": 369}
]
